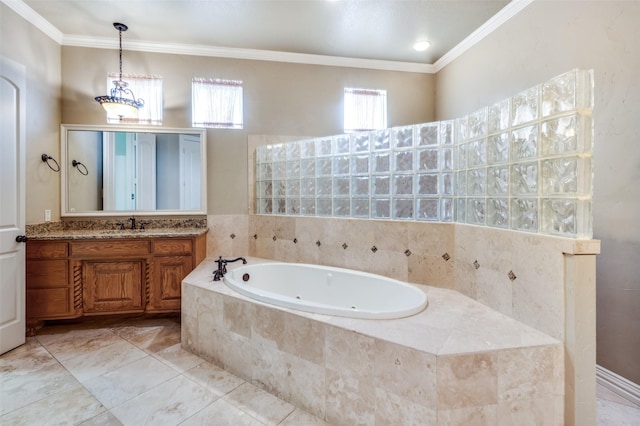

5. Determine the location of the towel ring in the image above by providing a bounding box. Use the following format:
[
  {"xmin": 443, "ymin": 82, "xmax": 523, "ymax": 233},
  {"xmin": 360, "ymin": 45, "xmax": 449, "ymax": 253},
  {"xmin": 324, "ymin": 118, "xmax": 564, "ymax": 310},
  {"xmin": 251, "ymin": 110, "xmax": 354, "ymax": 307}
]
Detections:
[
  {"xmin": 41, "ymin": 154, "xmax": 60, "ymax": 172},
  {"xmin": 72, "ymin": 160, "xmax": 89, "ymax": 176}
]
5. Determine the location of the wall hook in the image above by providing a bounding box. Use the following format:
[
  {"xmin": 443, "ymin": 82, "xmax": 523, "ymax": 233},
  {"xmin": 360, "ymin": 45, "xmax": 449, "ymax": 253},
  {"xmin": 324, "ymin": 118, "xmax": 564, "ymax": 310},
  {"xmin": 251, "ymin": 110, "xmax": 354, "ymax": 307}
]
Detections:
[
  {"xmin": 41, "ymin": 154, "xmax": 60, "ymax": 172},
  {"xmin": 72, "ymin": 160, "xmax": 89, "ymax": 175}
]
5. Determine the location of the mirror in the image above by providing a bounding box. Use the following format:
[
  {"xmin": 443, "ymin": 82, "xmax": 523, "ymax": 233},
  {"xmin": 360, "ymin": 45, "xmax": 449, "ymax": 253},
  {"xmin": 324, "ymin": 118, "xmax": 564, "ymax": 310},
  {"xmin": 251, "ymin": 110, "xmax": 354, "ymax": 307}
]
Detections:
[{"xmin": 61, "ymin": 124, "xmax": 207, "ymax": 216}]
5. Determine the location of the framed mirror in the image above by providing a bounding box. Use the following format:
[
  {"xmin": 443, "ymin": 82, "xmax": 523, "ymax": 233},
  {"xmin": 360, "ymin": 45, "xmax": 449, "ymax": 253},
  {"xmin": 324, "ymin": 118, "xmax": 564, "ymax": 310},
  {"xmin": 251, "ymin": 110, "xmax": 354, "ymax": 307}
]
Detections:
[{"xmin": 61, "ymin": 124, "xmax": 207, "ymax": 217}]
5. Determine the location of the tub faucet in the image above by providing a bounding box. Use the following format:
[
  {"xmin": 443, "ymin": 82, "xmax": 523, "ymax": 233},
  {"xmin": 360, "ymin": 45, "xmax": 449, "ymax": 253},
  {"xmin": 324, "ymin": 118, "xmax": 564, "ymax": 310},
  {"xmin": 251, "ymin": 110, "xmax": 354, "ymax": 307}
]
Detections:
[{"xmin": 213, "ymin": 256, "xmax": 247, "ymax": 281}]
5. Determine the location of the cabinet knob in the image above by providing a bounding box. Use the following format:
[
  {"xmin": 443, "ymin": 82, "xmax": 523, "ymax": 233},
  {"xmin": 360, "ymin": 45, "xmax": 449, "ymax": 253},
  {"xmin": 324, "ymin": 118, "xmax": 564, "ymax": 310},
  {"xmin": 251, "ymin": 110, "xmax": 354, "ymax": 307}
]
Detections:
[{"xmin": 15, "ymin": 235, "xmax": 28, "ymax": 243}]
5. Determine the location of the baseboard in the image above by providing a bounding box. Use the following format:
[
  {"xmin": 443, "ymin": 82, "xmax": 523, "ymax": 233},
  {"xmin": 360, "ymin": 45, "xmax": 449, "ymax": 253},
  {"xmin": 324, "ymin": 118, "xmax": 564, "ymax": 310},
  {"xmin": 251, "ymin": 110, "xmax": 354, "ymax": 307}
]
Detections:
[{"xmin": 596, "ymin": 364, "xmax": 640, "ymax": 407}]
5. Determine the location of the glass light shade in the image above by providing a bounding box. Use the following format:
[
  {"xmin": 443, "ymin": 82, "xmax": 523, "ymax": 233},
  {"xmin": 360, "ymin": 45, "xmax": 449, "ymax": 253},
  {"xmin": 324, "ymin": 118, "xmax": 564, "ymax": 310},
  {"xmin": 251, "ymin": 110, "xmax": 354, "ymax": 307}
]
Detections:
[{"xmin": 96, "ymin": 95, "xmax": 140, "ymax": 118}]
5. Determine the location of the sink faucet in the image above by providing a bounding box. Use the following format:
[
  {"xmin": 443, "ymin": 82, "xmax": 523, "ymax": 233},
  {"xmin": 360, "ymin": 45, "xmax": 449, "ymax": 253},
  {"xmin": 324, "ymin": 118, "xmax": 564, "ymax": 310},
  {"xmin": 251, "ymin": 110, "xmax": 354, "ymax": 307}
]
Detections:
[
  {"xmin": 128, "ymin": 216, "xmax": 136, "ymax": 230},
  {"xmin": 213, "ymin": 256, "xmax": 247, "ymax": 281}
]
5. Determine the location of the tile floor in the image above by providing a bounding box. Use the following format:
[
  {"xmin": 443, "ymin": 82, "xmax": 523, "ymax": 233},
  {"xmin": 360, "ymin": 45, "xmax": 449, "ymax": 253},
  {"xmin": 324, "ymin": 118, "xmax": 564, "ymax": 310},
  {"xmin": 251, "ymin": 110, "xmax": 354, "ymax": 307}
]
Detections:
[{"xmin": 0, "ymin": 317, "xmax": 638, "ymax": 425}]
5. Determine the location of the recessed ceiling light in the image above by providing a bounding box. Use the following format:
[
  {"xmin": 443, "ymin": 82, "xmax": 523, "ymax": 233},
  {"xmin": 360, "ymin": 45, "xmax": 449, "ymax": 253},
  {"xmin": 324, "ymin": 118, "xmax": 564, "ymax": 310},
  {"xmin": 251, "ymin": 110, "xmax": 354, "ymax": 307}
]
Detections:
[{"xmin": 413, "ymin": 41, "xmax": 431, "ymax": 52}]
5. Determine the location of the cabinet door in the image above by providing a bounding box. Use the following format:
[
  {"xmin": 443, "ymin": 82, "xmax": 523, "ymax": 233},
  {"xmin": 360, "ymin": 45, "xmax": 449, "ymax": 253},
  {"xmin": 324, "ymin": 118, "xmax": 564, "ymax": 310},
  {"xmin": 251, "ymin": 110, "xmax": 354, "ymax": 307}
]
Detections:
[
  {"xmin": 150, "ymin": 255, "xmax": 192, "ymax": 311},
  {"xmin": 83, "ymin": 260, "xmax": 145, "ymax": 314}
]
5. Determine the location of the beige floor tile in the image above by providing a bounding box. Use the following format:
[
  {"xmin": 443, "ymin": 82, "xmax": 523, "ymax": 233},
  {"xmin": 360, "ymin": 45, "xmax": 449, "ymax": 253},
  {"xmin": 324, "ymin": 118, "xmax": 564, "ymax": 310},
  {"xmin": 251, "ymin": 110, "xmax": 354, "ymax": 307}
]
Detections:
[
  {"xmin": 153, "ymin": 342, "xmax": 205, "ymax": 372},
  {"xmin": 181, "ymin": 399, "xmax": 266, "ymax": 426},
  {"xmin": 82, "ymin": 356, "xmax": 179, "ymax": 409},
  {"xmin": 110, "ymin": 375, "xmax": 216, "ymax": 426},
  {"xmin": 36, "ymin": 328, "xmax": 123, "ymax": 362},
  {"xmin": 183, "ymin": 361, "xmax": 245, "ymax": 397},
  {"xmin": 224, "ymin": 382, "xmax": 295, "ymax": 426},
  {"xmin": 111, "ymin": 322, "xmax": 181, "ymax": 353},
  {"xmin": 80, "ymin": 411, "xmax": 124, "ymax": 425},
  {"xmin": 0, "ymin": 338, "xmax": 58, "ymax": 375},
  {"xmin": 280, "ymin": 408, "xmax": 331, "ymax": 425},
  {"xmin": 597, "ymin": 398, "xmax": 640, "ymax": 426}
]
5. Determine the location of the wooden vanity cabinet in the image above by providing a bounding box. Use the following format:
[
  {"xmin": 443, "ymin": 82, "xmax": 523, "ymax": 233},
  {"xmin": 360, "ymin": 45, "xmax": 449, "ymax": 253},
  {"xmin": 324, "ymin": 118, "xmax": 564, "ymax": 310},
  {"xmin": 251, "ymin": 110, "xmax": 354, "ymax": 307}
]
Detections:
[{"xmin": 26, "ymin": 233, "xmax": 206, "ymax": 331}]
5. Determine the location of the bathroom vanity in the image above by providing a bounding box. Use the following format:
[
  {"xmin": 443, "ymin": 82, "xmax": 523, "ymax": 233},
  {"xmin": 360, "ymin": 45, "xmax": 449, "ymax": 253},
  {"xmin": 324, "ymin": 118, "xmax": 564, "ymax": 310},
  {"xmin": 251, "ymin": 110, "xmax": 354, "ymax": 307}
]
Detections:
[{"xmin": 25, "ymin": 229, "xmax": 206, "ymax": 335}]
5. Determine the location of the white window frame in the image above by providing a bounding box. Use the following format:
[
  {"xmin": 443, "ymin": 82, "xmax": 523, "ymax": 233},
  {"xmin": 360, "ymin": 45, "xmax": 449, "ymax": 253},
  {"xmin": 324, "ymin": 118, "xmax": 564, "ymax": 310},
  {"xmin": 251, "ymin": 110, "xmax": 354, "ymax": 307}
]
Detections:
[
  {"xmin": 344, "ymin": 87, "xmax": 387, "ymax": 133},
  {"xmin": 106, "ymin": 73, "xmax": 163, "ymax": 125},
  {"xmin": 192, "ymin": 78, "xmax": 244, "ymax": 129}
]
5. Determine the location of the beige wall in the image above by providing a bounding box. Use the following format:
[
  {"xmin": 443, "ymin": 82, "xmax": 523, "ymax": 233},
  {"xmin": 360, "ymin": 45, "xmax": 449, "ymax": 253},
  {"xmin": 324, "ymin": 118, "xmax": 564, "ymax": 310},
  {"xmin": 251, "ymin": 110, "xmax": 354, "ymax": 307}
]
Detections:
[
  {"xmin": 61, "ymin": 46, "xmax": 436, "ymax": 215},
  {"xmin": 1, "ymin": 4, "xmax": 61, "ymax": 225},
  {"xmin": 435, "ymin": 1, "xmax": 640, "ymax": 384}
]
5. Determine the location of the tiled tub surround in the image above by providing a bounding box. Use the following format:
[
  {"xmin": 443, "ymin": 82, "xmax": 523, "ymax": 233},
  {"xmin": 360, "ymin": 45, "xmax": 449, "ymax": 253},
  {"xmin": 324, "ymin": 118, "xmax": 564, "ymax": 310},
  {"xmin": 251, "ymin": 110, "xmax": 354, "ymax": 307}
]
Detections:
[
  {"xmin": 254, "ymin": 69, "xmax": 594, "ymax": 239},
  {"xmin": 182, "ymin": 256, "xmax": 564, "ymax": 425}
]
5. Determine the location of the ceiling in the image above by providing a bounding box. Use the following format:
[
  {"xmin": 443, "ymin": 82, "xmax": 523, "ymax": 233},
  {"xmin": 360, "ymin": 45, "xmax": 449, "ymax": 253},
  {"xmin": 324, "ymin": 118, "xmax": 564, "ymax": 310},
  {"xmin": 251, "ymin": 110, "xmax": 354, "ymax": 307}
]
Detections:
[{"xmin": 18, "ymin": 0, "xmax": 518, "ymax": 71}]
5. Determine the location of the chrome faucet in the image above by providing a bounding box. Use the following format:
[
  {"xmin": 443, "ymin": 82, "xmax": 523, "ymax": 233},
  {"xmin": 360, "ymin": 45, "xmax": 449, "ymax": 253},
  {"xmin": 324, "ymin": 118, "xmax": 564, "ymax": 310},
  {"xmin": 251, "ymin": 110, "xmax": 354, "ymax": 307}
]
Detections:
[{"xmin": 213, "ymin": 256, "xmax": 247, "ymax": 281}]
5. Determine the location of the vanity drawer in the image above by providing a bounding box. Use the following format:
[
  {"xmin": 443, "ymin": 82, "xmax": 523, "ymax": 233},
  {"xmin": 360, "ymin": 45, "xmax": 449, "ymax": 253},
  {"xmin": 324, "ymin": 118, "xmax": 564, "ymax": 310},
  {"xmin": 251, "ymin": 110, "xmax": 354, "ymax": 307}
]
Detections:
[
  {"xmin": 152, "ymin": 239, "xmax": 193, "ymax": 255},
  {"xmin": 27, "ymin": 288, "xmax": 70, "ymax": 317},
  {"xmin": 26, "ymin": 259, "xmax": 68, "ymax": 288},
  {"xmin": 70, "ymin": 240, "xmax": 151, "ymax": 257},
  {"xmin": 27, "ymin": 241, "xmax": 68, "ymax": 259}
]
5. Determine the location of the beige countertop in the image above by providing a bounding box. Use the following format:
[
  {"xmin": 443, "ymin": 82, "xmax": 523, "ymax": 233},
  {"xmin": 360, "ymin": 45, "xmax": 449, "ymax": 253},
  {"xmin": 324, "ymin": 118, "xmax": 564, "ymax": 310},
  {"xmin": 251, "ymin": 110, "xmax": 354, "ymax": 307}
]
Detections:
[{"xmin": 27, "ymin": 227, "xmax": 208, "ymax": 240}]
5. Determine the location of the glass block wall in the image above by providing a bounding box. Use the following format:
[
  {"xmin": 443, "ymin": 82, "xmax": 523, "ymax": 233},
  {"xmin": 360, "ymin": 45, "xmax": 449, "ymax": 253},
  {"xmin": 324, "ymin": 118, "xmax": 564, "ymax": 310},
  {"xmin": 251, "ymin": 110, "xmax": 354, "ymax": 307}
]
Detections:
[{"xmin": 255, "ymin": 69, "xmax": 594, "ymax": 238}]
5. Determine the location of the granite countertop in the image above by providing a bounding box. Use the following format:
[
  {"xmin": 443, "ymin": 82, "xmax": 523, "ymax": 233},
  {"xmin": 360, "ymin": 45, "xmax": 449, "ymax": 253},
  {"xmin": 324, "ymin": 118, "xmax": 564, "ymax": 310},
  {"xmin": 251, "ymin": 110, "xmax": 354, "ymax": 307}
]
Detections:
[{"xmin": 27, "ymin": 227, "xmax": 208, "ymax": 240}]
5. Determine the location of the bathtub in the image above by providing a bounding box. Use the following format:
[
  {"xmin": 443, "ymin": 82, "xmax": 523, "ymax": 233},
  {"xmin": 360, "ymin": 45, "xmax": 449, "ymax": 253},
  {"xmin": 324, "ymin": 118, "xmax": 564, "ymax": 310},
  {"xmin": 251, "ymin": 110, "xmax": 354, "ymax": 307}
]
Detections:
[{"xmin": 223, "ymin": 262, "xmax": 428, "ymax": 319}]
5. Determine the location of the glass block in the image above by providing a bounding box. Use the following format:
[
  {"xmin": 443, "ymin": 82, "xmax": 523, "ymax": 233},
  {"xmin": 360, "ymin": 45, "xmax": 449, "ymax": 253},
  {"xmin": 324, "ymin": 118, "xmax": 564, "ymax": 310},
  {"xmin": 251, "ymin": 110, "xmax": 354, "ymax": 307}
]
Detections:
[
  {"xmin": 467, "ymin": 169, "xmax": 486, "ymax": 196},
  {"xmin": 456, "ymin": 198, "xmax": 466, "ymax": 223},
  {"xmin": 258, "ymin": 198, "xmax": 272, "ymax": 214},
  {"xmin": 393, "ymin": 175, "xmax": 413, "ymax": 195},
  {"xmin": 467, "ymin": 139, "xmax": 487, "ymax": 167},
  {"xmin": 256, "ymin": 145, "xmax": 271, "ymax": 163},
  {"xmin": 417, "ymin": 148, "xmax": 439, "ymax": 171},
  {"xmin": 372, "ymin": 129, "xmax": 390, "ymax": 151},
  {"xmin": 286, "ymin": 142, "xmax": 301, "ymax": 160},
  {"xmin": 300, "ymin": 139, "xmax": 315, "ymax": 158},
  {"xmin": 511, "ymin": 86, "xmax": 539, "ymax": 126},
  {"xmin": 541, "ymin": 113, "xmax": 592, "ymax": 155},
  {"xmin": 372, "ymin": 151, "xmax": 390, "ymax": 174},
  {"xmin": 350, "ymin": 133, "xmax": 370, "ymax": 153},
  {"xmin": 352, "ymin": 198, "xmax": 370, "ymax": 218},
  {"xmin": 541, "ymin": 70, "xmax": 593, "ymax": 117},
  {"xmin": 273, "ymin": 144, "xmax": 287, "ymax": 161},
  {"xmin": 333, "ymin": 155, "xmax": 350, "ymax": 175},
  {"xmin": 273, "ymin": 161, "xmax": 286, "ymax": 179},
  {"xmin": 416, "ymin": 198, "xmax": 439, "ymax": 221},
  {"xmin": 393, "ymin": 126, "xmax": 414, "ymax": 149},
  {"xmin": 333, "ymin": 135, "xmax": 350, "ymax": 154},
  {"xmin": 541, "ymin": 198, "xmax": 592, "ymax": 238},
  {"xmin": 511, "ymin": 162, "xmax": 538, "ymax": 195},
  {"xmin": 417, "ymin": 173, "xmax": 438, "ymax": 195},
  {"xmin": 487, "ymin": 198, "xmax": 509, "ymax": 228},
  {"xmin": 286, "ymin": 160, "xmax": 300, "ymax": 178},
  {"xmin": 441, "ymin": 173, "xmax": 453, "ymax": 195},
  {"xmin": 317, "ymin": 177, "xmax": 332, "ymax": 196},
  {"xmin": 316, "ymin": 137, "xmax": 332, "ymax": 156},
  {"xmin": 456, "ymin": 142, "xmax": 468, "ymax": 169},
  {"xmin": 333, "ymin": 176, "xmax": 350, "ymax": 196},
  {"xmin": 273, "ymin": 180, "xmax": 286, "ymax": 197},
  {"xmin": 372, "ymin": 198, "xmax": 391, "ymax": 219},
  {"xmin": 274, "ymin": 198, "xmax": 286, "ymax": 214},
  {"xmin": 352, "ymin": 154, "xmax": 370, "ymax": 175},
  {"xmin": 301, "ymin": 178, "xmax": 315, "ymax": 197},
  {"xmin": 510, "ymin": 198, "xmax": 539, "ymax": 232},
  {"xmin": 455, "ymin": 116, "xmax": 469, "ymax": 142},
  {"xmin": 258, "ymin": 162, "xmax": 273, "ymax": 180},
  {"xmin": 394, "ymin": 151, "xmax": 414, "ymax": 172},
  {"xmin": 440, "ymin": 120, "xmax": 454, "ymax": 145},
  {"xmin": 333, "ymin": 198, "xmax": 350, "ymax": 217},
  {"xmin": 301, "ymin": 158, "xmax": 316, "ymax": 177},
  {"xmin": 468, "ymin": 108, "xmax": 487, "ymax": 139},
  {"xmin": 417, "ymin": 122, "xmax": 439, "ymax": 146},
  {"xmin": 393, "ymin": 198, "xmax": 414, "ymax": 220},
  {"xmin": 541, "ymin": 156, "xmax": 591, "ymax": 195},
  {"xmin": 488, "ymin": 99, "xmax": 509, "ymax": 134},
  {"xmin": 317, "ymin": 198, "xmax": 332, "ymax": 216},
  {"xmin": 301, "ymin": 198, "xmax": 316, "ymax": 216},
  {"xmin": 466, "ymin": 198, "xmax": 485, "ymax": 225},
  {"xmin": 286, "ymin": 198, "xmax": 300, "ymax": 215},
  {"xmin": 440, "ymin": 198, "xmax": 453, "ymax": 222},
  {"xmin": 437, "ymin": 148, "xmax": 451, "ymax": 171},
  {"xmin": 317, "ymin": 158, "xmax": 332, "ymax": 176},
  {"xmin": 352, "ymin": 176, "xmax": 370, "ymax": 197},
  {"xmin": 510, "ymin": 125, "xmax": 538, "ymax": 161},
  {"xmin": 373, "ymin": 176, "xmax": 390, "ymax": 196},
  {"xmin": 258, "ymin": 181, "xmax": 272, "ymax": 198},
  {"xmin": 487, "ymin": 166, "xmax": 508, "ymax": 196},
  {"xmin": 455, "ymin": 171, "xmax": 467, "ymax": 196},
  {"xmin": 487, "ymin": 133, "xmax": 509, "ymax": 164},
  {"xmin": 286, "ymin": 179, "xmax": 300, "ymax": 197}
]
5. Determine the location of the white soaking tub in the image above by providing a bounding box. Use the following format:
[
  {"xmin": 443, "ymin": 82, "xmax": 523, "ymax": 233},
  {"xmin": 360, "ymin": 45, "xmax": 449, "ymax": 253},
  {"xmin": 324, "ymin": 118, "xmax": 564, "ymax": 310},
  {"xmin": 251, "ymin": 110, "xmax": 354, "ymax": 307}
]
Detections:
[{"xmin": 223, "ymin": 261, "xmax": 427, "ymax": 319}]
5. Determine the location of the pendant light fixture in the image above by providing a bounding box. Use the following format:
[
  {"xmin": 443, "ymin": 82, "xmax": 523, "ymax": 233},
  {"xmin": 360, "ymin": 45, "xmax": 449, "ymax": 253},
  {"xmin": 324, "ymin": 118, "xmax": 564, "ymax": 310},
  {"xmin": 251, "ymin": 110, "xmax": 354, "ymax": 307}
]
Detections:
[{"xmin": 95, "ymin": 22, "xmax": 144, "ymax": 118}]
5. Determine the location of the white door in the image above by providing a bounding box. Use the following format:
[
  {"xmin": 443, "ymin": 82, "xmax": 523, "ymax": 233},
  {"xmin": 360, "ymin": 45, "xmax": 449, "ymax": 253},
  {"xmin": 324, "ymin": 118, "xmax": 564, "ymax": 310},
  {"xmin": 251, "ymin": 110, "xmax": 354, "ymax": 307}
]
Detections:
[
  {"xmin": 0, "ymin": 56, "xmax": 27, "ymax": 354},
  {"xmin": 135, "ymin": 133, "xmax": 156, "ymax": 210},
  {"xmin": 179, "ymin": 134, "xmax": 201, "ymax": 209}
]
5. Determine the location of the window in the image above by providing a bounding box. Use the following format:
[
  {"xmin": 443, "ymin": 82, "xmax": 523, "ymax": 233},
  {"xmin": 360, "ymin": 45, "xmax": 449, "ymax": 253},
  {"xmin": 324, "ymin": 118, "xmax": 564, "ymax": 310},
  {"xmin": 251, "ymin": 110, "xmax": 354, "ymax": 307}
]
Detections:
[
  {"xmin": 344, "ymin": 87, "xmax": 387, "ymax": 133},
  {"xmin": 106, "ymin": 73, "xmax": 163, "ymax": 125},
  {"xmin": 192, "ymin": 78, "xmax": 243, "ymax": 129}
]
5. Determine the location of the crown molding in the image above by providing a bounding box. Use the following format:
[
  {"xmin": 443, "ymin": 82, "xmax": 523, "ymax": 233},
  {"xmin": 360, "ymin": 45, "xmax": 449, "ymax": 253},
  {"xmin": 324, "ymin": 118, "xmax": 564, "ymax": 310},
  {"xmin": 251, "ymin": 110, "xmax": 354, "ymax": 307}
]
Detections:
[
  {"xmin": 433, "ymin": 0, "xmax": 535, "ymax": 72},
  {"xmin": 596, "ymin": 364, "xmax": 640, "ymax": 407},
  {"xmin": 5, "ymin": 0, "xmax": 532, "ymax": 74}
]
